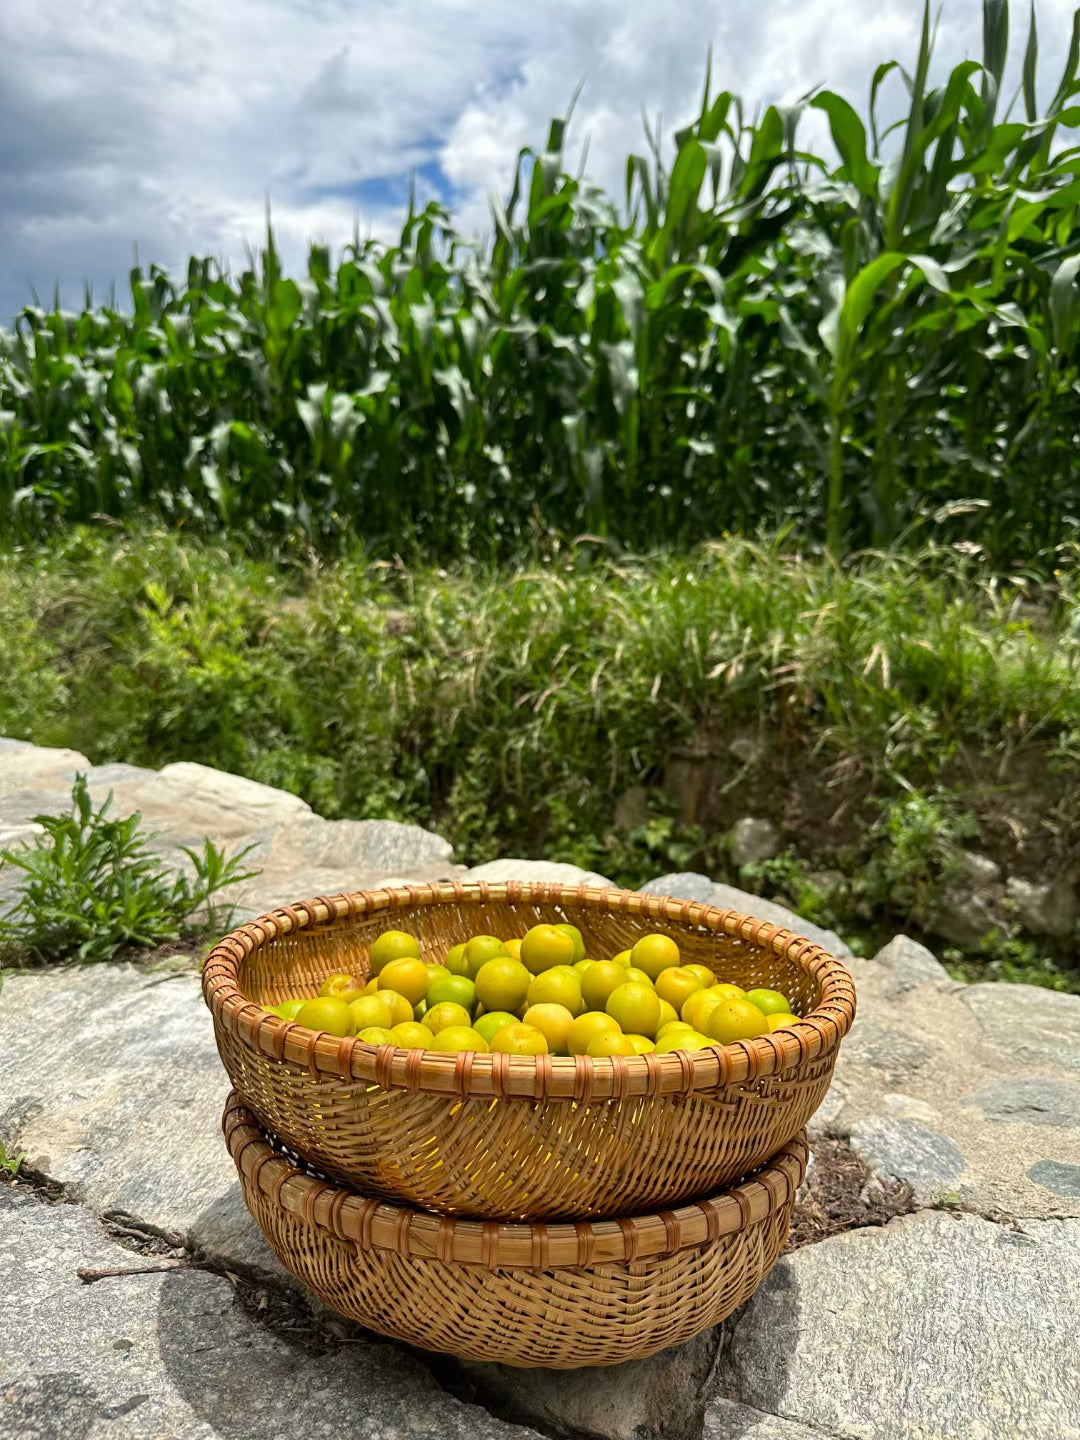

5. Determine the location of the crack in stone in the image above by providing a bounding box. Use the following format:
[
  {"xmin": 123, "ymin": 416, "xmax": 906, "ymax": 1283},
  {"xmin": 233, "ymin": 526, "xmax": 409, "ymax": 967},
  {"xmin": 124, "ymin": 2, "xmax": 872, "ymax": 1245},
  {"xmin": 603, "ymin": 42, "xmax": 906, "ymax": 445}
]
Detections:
[
  {"xmin": 707, "ymin": 1397, "xmax": 855, "ymax": 1439},
  {"xmin": 3, "ymin": 1177, "xmax": 584, "ymax": 1439}
]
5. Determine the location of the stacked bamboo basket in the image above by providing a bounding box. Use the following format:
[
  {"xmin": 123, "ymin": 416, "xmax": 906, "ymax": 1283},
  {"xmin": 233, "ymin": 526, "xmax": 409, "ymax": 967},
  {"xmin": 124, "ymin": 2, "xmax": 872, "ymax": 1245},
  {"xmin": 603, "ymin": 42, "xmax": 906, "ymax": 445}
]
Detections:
[{"xmin": 204, "ymin": 881, "xmax": 856, "ymax": 1368}]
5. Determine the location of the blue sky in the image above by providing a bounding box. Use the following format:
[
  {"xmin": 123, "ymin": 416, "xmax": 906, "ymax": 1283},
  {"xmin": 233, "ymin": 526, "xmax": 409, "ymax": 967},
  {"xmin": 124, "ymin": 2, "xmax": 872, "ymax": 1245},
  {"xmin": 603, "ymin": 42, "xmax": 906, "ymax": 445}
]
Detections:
[{"xmin": 0, "ymin": 0, "xmax": 1075, "ymax": 322}]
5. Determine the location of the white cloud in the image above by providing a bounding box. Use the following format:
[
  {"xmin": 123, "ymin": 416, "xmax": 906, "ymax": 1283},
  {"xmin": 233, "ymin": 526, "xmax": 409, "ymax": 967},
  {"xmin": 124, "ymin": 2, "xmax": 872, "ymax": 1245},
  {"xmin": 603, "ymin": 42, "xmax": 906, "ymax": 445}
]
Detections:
[{"xmin": 0, "ymin": 0, "xmax": 1075, "ymax": 319}]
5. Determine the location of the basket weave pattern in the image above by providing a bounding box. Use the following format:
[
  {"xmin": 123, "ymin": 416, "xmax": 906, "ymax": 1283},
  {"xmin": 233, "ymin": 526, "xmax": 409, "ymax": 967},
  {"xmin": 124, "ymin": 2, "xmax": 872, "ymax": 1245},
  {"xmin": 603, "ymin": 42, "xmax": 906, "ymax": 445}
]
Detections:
[
  {"xmin": 225, "ymin": 1094, "xmax": 807, "ymax": 1368},
  {"xmin": 204, "ymin": 882, "xmax": 855, "ymax": 1219}
]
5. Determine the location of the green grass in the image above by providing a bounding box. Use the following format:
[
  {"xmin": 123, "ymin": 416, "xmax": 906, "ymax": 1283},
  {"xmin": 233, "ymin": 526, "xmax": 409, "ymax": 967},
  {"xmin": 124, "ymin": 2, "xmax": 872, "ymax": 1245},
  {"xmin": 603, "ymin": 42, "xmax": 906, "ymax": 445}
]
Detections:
[
  {"xmin": 2, "ymin": 525, "xmax": 1078, "ymax": 837},
  {"xmin": 1, "ymin": 0, "xmax": 1078, "ymax": 565},
  {"xmin": 4, "ymin": 527, "xmax": 1078, "ymax": 830},
  {"xmin": 2, "ymin": 527, "xmax": 1076, "ymax": 980},
  {"xmin": 0, "ymin": 1143, "xmax": 23, "ymax": 1179}
]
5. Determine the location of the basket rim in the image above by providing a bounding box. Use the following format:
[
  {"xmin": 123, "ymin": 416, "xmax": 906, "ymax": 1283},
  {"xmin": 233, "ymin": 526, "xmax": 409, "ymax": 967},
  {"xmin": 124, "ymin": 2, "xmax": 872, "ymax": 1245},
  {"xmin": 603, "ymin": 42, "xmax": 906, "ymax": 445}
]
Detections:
[
  {"xmin": 203, "ymin": 881, "xmax": 856, "ymax": 1099},
  {"xmin": 224, "ymin": 1092, "xmax": 808, "ymax": 1268}
]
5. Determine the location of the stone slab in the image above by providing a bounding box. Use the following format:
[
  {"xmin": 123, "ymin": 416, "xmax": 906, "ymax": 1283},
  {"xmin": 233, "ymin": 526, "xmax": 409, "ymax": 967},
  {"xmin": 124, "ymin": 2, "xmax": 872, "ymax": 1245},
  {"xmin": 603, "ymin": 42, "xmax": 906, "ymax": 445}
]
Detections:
[
  {"xmin": 965, "ymin": 1078, "xmax": 1080, "ymax": 1129},
  {"xmin": 960, "ymin": 982, "xmax": 1080, "ymax": 1072},
  {"xmin": 0, "ymin": 964, "xmax": 283, "ymax": 1284},
  {"xmin": 848, "ymin": 1110, "xmax": 966, "ymax": 1204},
  {"xmin": 870, "ymin": 933, "xmax": 956, "ymax": 999},
  {"xmin": 704, "ymin": 1400, "xmax": 835, "ymax": 1439},
  {"xmin": 729, "ymin": 817, "xmax": 780, "ymax": 867},
  {"xmin": 826, "ymin": 942, "xmax": 1080, "ymax": 1220},
  {"xmin": 1029, "ymin": 1159, "xmax": 1080, "ymax": 1198},
  {"xmin": 0, "ymin": 1186, "xmax": 542, "ymax": 1440},
  {"xmin": 838, "ymin": 1019, "xmax": 933, "ymax": 1086},
  {"xmin": 1006, "ymin": 876, "xmax": 1078, "ymax": 938},
  {"xmin": 714, "ymin": 1209, "xmax": 1080, "ymax": 1440}
]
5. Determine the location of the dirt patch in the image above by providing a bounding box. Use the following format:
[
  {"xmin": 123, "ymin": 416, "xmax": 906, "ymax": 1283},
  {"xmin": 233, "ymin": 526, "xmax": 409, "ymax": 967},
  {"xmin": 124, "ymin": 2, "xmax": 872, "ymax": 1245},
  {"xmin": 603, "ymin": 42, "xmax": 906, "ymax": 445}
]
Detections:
[
  {"xmin": 221, "ymin": 1270, "xmax": 369, "ymax": 1354},
  {"xmin": 99, "ymin": 1211, "xmax": 186, "ymax": 1259},
  {"xmin": 0, "ymin": 936, "xmax": 208, "ymax": 977},
  {"xmin": 0, "ymin": 1161, "xmax": 73, "ymax": 1206},
  {"xmin": 785, "ymin": 1138, "xmax": 915, "ymax": 1252},
  {"xmin": 119, "ymin": 937, "xmax": 209, "ymax": 972},
  {"xmin": 665, "ymin": 725, "xmax": 1080, "ymax": 882},
  {"xmin": 951, "ymin": 742, "xmax": 1080, "ymax": 879},
  {"xmin": 664, "ymin": 729, "xmax": 878, "ymax": 859}
]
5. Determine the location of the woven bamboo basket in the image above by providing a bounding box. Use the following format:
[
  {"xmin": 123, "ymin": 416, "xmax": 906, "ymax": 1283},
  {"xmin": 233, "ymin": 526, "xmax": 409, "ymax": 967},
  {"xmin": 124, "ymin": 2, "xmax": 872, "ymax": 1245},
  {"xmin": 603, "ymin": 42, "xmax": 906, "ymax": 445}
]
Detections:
[
  {"xmin": 224, "ymin": 1093, "xmax": 806, "ymax": 1368},
  {"xmin": 204, "ymin": 882, "xmax": 854, "ymax": 1220}
]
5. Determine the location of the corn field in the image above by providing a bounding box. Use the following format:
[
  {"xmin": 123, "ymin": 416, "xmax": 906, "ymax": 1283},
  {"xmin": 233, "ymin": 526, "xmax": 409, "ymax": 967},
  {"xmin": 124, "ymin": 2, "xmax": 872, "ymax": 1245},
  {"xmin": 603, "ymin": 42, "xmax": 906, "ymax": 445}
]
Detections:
[{"xmin": 1, "ymin": 0, "xmax": 1078, "ymax": 563}]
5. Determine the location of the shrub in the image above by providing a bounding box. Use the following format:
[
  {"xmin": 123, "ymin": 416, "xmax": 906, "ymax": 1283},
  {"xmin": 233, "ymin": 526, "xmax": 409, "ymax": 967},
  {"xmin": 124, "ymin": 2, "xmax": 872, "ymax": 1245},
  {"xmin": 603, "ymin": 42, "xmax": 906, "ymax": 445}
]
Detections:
[{"xmin": 0, "ymin": 774, "xmax": 259, "ymax": 962}]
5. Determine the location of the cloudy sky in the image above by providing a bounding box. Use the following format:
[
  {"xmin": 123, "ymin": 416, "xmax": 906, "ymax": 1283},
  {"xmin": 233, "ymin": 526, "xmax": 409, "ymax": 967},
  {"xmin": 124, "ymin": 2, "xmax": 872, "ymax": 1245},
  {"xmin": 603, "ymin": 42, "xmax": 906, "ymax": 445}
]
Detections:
[{"xmin": 0, "ymin": 0, "xmax": 1075, "ymax": 321}]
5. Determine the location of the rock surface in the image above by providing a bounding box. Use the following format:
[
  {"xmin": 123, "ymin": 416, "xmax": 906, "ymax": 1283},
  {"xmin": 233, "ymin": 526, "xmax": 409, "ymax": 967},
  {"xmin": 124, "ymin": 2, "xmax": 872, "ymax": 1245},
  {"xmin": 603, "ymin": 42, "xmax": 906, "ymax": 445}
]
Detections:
[
  {"xmin": 955, "ymin": 850, "xmax": 1002, "ymax": 889},
  {"xmin": 870, "ymin": 933, "xmax": 955, "ymax": 998},
  {"xmin": 0, "ymin": 1186, "xmax": 542, "ymax": 1440},
  {"xmin": 930, "ymin": 884, "xmax": 1006, "ymax": 947},
  {"xmin": 2, "ymin": 931, "xmax": 1080, "ymax": 1439},
  {"xmin": 639, "ymin": 872, "xmax": 853, "ymax": 958},
  {"xmin": 0, "ymin": 738, "xmax": 460, "ymax": 919},
  {"xmin": 457, "ymin": 1331, "xmax": 716, "ymax": 1440},
  {"xmin": 827, "ymin": 947, "xmax": 1080, "ymax": 1219},
  {"xmin": 713, "ymin": 1209, "xmax": 1080, "ymax": 1440},
  {"xmin": 703, "ymin": 1402, "xmax": 838, "ymax": 1439},
  {"xmin": 1028, "ymin": 1159, "xmax": 1080, "ymax": 1198},
  {"xmin": 960, "ymin": 981, "xmax": 1080, "ymax": 1071},
  {"xmin": 1006, "ymin": 876, "xmax": 1078, "ymax": 938},
  {"xmin": 849, "ymin": 1105, "xmax": 966, "ymax": 1204},
  {"xmin": 0, "ymin": 963, "xmax": 283, "ymax": 1283}
]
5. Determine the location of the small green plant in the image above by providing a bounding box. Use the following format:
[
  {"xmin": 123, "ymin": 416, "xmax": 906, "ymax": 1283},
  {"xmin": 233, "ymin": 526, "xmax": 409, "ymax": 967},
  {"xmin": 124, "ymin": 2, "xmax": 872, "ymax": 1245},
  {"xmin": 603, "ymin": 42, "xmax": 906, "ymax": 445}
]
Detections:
[
  {"xmin": 943, "ymin": 935, "xmax": 1077, "ymax": 992},
  {"xmin": 0, "ymin": 774, "xmax": 259, "ymax": 963},
  {"xmin": 0, "ymin": 1142, "xmax": 24, "ymax": 1178},
  {"xmin": 737, "ymin": 851, "xmax": 847, "ymax": 930},
  {"xmin": 545, "ymin": 788, "xmax": 719, "ymax": 890},
  {"xmin": 860, "ymin": 791, "xmax": 980, "ymax": 927}
]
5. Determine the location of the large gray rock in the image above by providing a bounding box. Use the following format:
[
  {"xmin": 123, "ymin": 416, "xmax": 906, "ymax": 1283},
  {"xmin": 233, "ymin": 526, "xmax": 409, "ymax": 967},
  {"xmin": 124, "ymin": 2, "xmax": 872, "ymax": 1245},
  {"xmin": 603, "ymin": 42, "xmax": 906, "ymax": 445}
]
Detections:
[
  {"xmin": 0, "ymin": 964, "xmax": 282, "ymax": 1283},
  {"xmin": 870, "ymin": 933, "xmax": 955, "ymax": 999},
  {"xmin": 0, "ymin": 743, "xmax": 92, "ymax": 905},
  {"xmin": 713, "ymin": 1209, "xmax": 1080, "ymax": 1440},
  {"xmin": 826, "ymin": 940, "xmax": 1080, "ymax": 1220},
  {"xmin": 462, "ymin": 859, "xmax": 614, "ymax": 888},
  {"xmin": 729, "ymin": 817, "xmax": 780, "ymax": 868},
  {"xmin": 704, "ymin": 1402, "xmax": 833, "ymax": 1439},
  {"xmin": 965, "ymin": 1078, "xmax": 1080, "ymax": 1129},
  {"xmin": 1006, "ymin": 876, "xmax": 1078, "ymax": 938},
  {"xmin": 849, "ymin": 1103, "xmax": 966, "ymax": 1204},
  {"xmin": 0, "ymin": 1186, "xmax": 542, "ymax": 1440},
  {"xmin": 236, "ymin": 813, "xmax": 457, "ymax": 916},
  {"xmin": 954, "ymin": 851, "xmax": 1002, "ymax": 889},
  {"xmin": 0, "ymin": 738, "xmax": 459, "ymax": 922},
  {"xmin": 839, "ymin": 1019, "xmax": 933, "ymax": 1085},
  {"xmin": 1029, "ymin": 1159, "xmax": 1080, "ymax": 1198},
  {"xmin": 136, "ymin": 760, "xmax": 311, "ymax": 825},
  {"xmin": 638, "ymin": 873, "xmax": 852, "ymax": 959},
  {"xmin": 930, "ymin": 886, "xmax": 1006, "ymax": 948}
]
